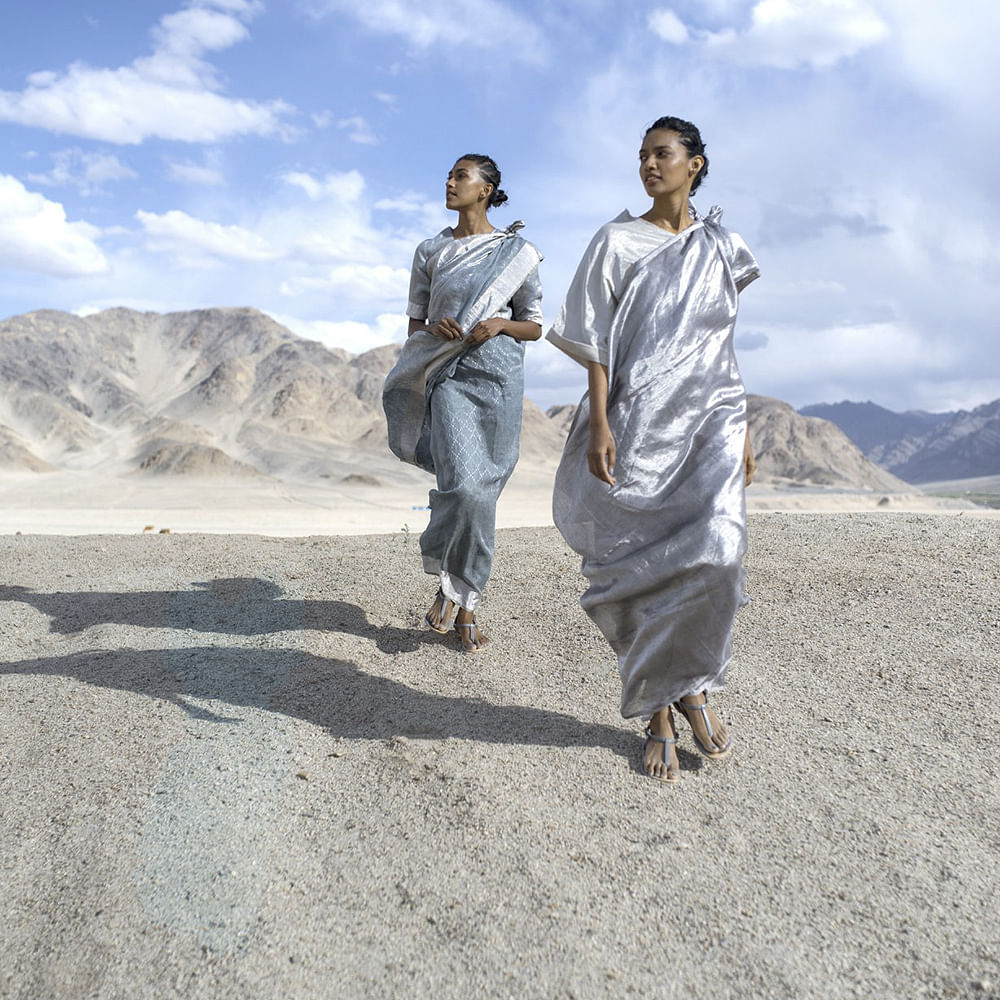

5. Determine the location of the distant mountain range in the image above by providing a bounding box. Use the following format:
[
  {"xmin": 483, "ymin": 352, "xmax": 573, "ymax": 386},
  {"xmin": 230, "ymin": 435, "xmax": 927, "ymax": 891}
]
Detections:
[
  {"xmin": 799, "ymin": 400, "xmax": 1000, "ymax": 483},
  {"xmin": 0, "ymin": 307, "xmax": 915, "ymax": 494}
]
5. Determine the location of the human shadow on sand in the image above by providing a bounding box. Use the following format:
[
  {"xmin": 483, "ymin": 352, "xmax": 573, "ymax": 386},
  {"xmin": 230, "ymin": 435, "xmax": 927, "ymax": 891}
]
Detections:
[
  {"xmin": 0, "ymin": 578, "xmax": 707, "ymax": 767},
  {"xmin": 0, "ymin": 644, "xmax": 653, "ymax": 762},
  {"xmin": 0, "ymin": 578, "xmax": 439, "ymax": 654}
]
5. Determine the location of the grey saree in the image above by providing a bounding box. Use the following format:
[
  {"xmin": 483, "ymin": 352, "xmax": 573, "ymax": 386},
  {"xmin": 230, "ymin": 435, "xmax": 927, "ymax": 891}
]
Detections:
[
  {"xmin": 383, "ymin": 223, "xmax": 543, "ymax": 611},
  {"xmin": 547, "ymin": 207, "xmax": 759, "ymax": 718}
]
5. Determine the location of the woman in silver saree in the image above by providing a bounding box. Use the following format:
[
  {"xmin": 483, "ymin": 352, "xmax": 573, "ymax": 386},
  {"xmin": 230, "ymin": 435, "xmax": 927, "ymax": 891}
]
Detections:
[
  {"xmin": 383, "ymin": 154, "xmax": 543, "ymax": 652},
  {"xmin": 547, "ymin": 117, "xmax": 759, "ymax": 782}
]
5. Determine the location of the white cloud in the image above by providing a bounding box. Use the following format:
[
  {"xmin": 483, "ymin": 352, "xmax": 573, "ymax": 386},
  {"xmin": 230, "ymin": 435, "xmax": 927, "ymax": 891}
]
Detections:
[
  {"xmin": 373, "ymin": 193, "xmax": 435, "ymax": 213},
  {"xmin": 648, "ymin": 9, "xmax": 689, "ymax": 44},
  {"xmin": 0, "ymin": 2, "xmax": 293, "ymax": 144},
  {"xmin": 0, "ymin": 174, "xmax": 108, "ymax": 277},
  {"xmin": 338, "ymin": 115, "xmax": 377, "ymax": 145},
  {"xmin": 136, "ymin": 209, "xmax": 280, "ymax": 262},
  {"xmin": 702, "ymin": 0, "xmax": 889, "ymax": 69},
  {"xmin": 167, "ymin": 159, "xmax": 226, "ymax": 185},
  {"xmin": 279, "ymin": 263, "xmax": 410, "ymax": 301},
  {"xmin": 113, "ymin": 168, "xmax": 423, "ymax": 320},
  {"xmin": 875, "ymin": 0, "xmax": 1000, "ymax": 115},
  {"xmin": 283, "ymin": 170, "xmax": 366, "ymax": 203},
  {"xmin": 26, "ymin": 149, "xmax": 137, "ymax": 194},
  {"xmin": 739, "ymin": 320, "xmax": 955, "ymax": 409},
  {"xmin": 307, "ymin": 0, "xmax": 547, "ymax": 63},
  {"xmin": 272, "ymin": 311, "xmax": 408, "ymax": 354}
]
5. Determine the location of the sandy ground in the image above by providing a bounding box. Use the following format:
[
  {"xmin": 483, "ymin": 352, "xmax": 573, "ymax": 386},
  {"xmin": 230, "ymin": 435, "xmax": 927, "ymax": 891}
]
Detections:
[
  {"xmin": 0, "ymin": 465, "xmax": 992, "ymax": 536},
  {"xmin": 1, "ymin": 512, "xmax": 998, "ymax": 1000}
]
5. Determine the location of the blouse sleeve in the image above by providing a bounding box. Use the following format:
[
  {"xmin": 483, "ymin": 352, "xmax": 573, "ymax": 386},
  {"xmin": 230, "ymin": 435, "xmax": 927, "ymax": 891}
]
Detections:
[
  {"xmin": 406, "ymin": 241, "xmax": 432, "ymax": 319},
  {"xmin": 724, "ymin": 230, "xmax": 760, "ymax": 292},
  {"xmin": 509, "ymin": 265, "xmax": 543, "ymax": 325},
  {"xmin": 545, "ymin": 227, "xmax": 617, "ymax": 368}
]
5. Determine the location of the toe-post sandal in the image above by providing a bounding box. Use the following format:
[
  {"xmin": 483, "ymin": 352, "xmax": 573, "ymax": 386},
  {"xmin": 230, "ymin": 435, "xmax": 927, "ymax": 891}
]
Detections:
[
  {"xmin": 454, "ymin": 619, "xmax": 488, "ymax": 653},
  {"xmin": 424, "ymin": 588, "xmax": 455, "ymax": 634},
  {"xmin": 673, "ymin": 694, "xmax": 733, "ymax": 761},
  {"xmin": 642, "ymin": 724, "xmax": 679, "ymax": 783}
]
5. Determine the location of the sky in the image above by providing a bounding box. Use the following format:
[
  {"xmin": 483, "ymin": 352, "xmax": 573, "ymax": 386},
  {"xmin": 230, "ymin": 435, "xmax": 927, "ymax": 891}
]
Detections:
[{"xmin": 1, "ymin": 0, "xmax": 998, "ymax": 414}]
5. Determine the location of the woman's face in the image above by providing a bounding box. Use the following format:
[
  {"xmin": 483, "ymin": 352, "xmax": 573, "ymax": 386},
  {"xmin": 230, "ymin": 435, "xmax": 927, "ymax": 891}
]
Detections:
[
  {"xmin": 639, "ymin": 129, "xmax": 702, "ymax": 199},
  {"xmin": 445, "ymin": 160, "xmax": 490, "ymax": 211}
]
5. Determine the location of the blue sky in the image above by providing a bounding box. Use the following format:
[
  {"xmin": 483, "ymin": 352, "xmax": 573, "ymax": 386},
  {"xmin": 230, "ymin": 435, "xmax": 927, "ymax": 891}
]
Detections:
[{"xmin": 1, "ymin": 0, "xmax": 998, "ymax": 412}]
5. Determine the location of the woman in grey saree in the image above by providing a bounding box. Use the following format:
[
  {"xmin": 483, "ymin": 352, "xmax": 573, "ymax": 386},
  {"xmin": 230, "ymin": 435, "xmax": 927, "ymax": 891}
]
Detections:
[
  {"xmin": 383, "ymin": 154, "xmax": 543, "ymax": 652},
  {"xmin": 547, "ymin": 118, "xmax": 759, "ymax": 782}
]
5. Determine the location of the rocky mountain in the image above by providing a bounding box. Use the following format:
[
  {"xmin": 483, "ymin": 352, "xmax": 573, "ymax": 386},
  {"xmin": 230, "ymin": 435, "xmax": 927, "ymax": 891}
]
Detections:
[
  {"xmin": 0, "ymin": 307, "xmax": 392, "ymax": 481},
  {"xmin": 0, "ymin": 308, "xmax": 568, "ymax": 485},
  {"xmin": 798, "ymin": 401, "xmax": 950, "ymax": 455},
  {"xmin": 0, "ymin": 307, "xmax": 919, "ymax": 493},
  {"xmin": 798, "ymin": 399, "xmax": 1000, "ymax": 483},
  {"xmin": 881, "ymin": 400, "xmax": 1000, "ymax": 483},
  {"xmin": 748, "ymin": 396, "xmax": 910, "ymax": 490}
]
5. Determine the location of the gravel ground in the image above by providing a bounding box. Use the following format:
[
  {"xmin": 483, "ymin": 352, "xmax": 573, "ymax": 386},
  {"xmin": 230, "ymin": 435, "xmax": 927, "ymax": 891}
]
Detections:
[{"xmin": 1, "ymin": 513, "xmax": 998, "ymax": 1000}]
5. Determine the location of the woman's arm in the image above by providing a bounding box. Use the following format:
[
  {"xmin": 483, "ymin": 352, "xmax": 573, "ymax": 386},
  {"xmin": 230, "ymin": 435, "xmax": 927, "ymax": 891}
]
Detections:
[
  {"xmin": 744, "ymin": 424, "xmax": 756, "ymax": 486},
  {"xmin": 466, "ymin": 318, "xmax": 541, "ymax": 344},
  {"xmin": 586, "ymin": 361, "xmax": 616, "ymax": 486}
]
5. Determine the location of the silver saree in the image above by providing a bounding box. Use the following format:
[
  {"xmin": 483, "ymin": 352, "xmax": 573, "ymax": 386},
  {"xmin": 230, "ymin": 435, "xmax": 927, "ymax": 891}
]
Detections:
[
  {"xmin": 383, "ymin": 223, "xmax": 543, "ymax": 610},
  {"xmin": 548, "ymin": 208, "xmax": 759, "ymax": 718}
]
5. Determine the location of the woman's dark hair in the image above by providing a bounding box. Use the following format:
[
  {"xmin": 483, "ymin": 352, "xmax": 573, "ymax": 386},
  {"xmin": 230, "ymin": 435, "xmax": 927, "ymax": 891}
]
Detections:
[
  {"xmin": 457, "ymin": 153, "xmax": 508, "ymax": 208},
  {"xmin": 644, "ymin": 116, "xmax": 709, "ymax": 194}
]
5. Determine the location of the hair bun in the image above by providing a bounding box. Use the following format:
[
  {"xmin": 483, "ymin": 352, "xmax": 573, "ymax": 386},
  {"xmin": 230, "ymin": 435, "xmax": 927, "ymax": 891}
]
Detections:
[{"xmin": 490, "ymin": 188, "xmax": 508, "ymax": 208}]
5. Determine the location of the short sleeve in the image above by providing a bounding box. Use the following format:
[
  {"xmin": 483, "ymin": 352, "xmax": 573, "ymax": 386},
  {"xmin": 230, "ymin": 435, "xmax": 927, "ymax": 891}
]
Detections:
[
  {"xmin": 724, "ymin": 231, "xmax": 760, "ymax": 292},
  {"xmin": 545, "ymin": 227, "xmax": 617, "ymax": 368},
  {"xmin": 509, "ymin": 265, "xmax": 543, "ymax": 324},
  {"xmin": 406, "ymin": 242, "xmax": 432, "ymax": 319}
]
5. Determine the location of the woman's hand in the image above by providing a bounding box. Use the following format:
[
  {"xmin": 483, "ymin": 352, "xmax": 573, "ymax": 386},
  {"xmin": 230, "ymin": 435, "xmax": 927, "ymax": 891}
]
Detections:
[
  {"xmin": 431, "ymin": 316, "xmax": 464, "ymax": 340},
  {"xmin": 588, "ymin": 419, "xmax": 617, "ymax": 486},
  {"xmin": 743, "ymin": 426, "xmax": 756, "ymax": 486},
  {"xmin": 466, "ymin": 317, "xmax": 506, "ymax": 344},
  {"xmin": 586, "ymin": 360, "xmax": 616, "ymax": 485}
]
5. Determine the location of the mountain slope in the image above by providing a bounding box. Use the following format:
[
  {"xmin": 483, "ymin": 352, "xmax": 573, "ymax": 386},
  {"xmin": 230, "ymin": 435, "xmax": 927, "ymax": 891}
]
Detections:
[
  {"xmin": 799, "ymin": 398, "xmax": 1000, "ymax": 482},
  {"xmin": 798, "ymin": 400, "xmax": 950, "ymax": 454},
  {"xmin": 748, "ymin": 395, "xmax": 911, "ymax": 491}
]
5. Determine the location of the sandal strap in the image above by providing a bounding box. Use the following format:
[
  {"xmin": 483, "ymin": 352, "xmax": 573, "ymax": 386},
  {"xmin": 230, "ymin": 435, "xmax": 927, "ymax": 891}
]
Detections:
[
  {"xmin": 643, "ymin": 725, "xmax": 677, "ymax": 746},
  {"xmin": 675, "ymin": 698, "xmax": 716, "ymax": 738}
]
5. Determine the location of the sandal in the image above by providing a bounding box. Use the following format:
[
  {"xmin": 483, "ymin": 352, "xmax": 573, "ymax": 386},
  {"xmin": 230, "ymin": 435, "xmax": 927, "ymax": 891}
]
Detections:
[
  {"xmin": 673, "ymin": 693, "xmax": 733, "ymax": 760},
  {"xmin": 642, "ymin": 716, "xmax": 679, "ymax": 784},
  {"xmin": 424, "ymin": 588, "xmax": 456, "ymax": 634},
  {"xmin": 454, "ymin": 618, "xmax": 488, "ymax": 653}
]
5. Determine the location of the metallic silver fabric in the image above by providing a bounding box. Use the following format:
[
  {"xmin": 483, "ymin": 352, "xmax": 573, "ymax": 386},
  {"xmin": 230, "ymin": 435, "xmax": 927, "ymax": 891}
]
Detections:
[
  {"xmin": 382, "ymin": 224, "xmax": 543, "ymax": 610},
  {"xmin": 548, "ymin": 208, "xmax": 759, "ymax": 718}
]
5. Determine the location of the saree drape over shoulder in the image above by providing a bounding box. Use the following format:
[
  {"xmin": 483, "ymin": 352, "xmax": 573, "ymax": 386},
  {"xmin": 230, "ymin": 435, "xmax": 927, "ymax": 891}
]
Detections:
[
  {"xmin": 547, "ymin": 208, "xmax": 759, "ymax": 719},
  {"xmin": 383, "ymin": 223, "xmax": 543, "ymax": 611}
]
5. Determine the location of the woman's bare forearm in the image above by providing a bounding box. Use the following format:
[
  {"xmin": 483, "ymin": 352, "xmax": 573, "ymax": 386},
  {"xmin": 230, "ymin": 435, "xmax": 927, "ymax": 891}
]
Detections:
[{"xmin": 586, "ymin": 361, "xmax": 616, "ymax": 485}]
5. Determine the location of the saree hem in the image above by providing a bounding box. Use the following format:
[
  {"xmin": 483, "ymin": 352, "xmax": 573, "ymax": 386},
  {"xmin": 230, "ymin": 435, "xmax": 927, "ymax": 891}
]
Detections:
[
  {"xmin": 422, "ymin": 556, "xmax": 482, "ymax": 611},
  {"xmin": 625, "ymin": 673, "xmax": 729, "ymax": 721}
]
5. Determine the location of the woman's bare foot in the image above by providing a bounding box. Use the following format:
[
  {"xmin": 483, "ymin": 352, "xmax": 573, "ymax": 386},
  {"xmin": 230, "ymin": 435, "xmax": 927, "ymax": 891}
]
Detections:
[
  {"xmin": 424, "ymin": 589, "xmax": 455, "ymax": 633},
  {"xmin": 674, "ymin": 693, "xmax": 733, "ymax": 759},
  {"xmin": 642, "ymin": 706, "xmax": 679, "ymax": 782},
  {"xmin": 454, "ymin": 608, "xmax": 488, "ymax": 652}
]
